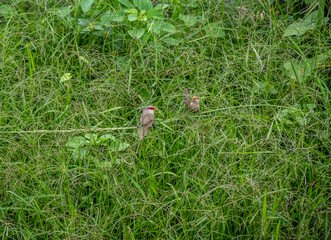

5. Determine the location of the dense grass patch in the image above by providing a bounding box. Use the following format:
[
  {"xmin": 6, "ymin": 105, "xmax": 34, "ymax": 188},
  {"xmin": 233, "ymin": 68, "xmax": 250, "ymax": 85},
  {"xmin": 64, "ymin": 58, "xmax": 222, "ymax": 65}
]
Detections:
[{"xmin": 0, "ymin": 0, "xmax": 330, "ymax": 239}]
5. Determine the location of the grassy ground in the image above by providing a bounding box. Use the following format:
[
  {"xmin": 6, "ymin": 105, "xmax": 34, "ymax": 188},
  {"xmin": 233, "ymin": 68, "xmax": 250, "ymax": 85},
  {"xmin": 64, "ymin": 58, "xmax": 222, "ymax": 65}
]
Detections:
[{"xmin": 0, "ymin": 0, "xmax": 330, "ymax": 239}]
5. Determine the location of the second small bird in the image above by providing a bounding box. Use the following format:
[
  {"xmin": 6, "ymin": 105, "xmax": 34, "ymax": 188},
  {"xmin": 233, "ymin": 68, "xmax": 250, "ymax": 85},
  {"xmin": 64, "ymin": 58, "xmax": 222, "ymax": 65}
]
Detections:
[
  {"xmin": 139, "ymin": 105, "xmax": 157, "ymax": 140},
  {"xmin": 184, "ymin": 89, "xmax": 200, "ymax": 112}
]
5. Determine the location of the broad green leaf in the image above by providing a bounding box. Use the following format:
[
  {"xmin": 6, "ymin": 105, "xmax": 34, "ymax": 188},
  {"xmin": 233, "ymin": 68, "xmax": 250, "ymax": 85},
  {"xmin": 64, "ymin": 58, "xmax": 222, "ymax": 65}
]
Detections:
[
  {"xmin": 78, "ymin": 18, "xmax": 91, "ymax": 27},
  {"xmin": 80, "ymin": 0, "xmax": 94, "ymax": 13},
  {"xmin": 128, "ymin": 28, "xmax": 145, "ymax": 39},
  {"xmin": 306, "ymin": 104, "xmax": 316, "ymax": 111},
  {"xmin": 162, "ymin": 37, "xmax": 178, "ymax": 45},
  {"xmin": 179, "ymin": 14, "xmax": 198, "ymax": 27},
  {"xmin": 147, "ymin": 9, "xmax": 162, "ymax": 18},
  {"xmin": 118, "ymin": 0, "xmax": 135, "ymax": 8},
  {"xmin": 60, "ymin": 73, "xmax": 72, "ymax": 83},
  {"xmin": 133, "ymin": 0, "xmax": 153, "ymax": 10},
  {"xmin": 283, "ymin": 60, "xmax": 311, "ymax": 83},
  {"xmin": 100, "ymin": 11, "xmax": 125, "ymax": 24},
  {"xmin": 283, "ymin": 11, "xmax": 329, "ymax": 37},
  {"xmin": 124, "ymin": 8, "xmax": 138, "ymax": 14},
  {"xmin": 0, "ymin": 4, "xmax": 15, "ymax": 18},
  {"xmin": 128, "ymin": 14, "xmax": 138, "ymax": 21},
  {"xmin": 203, "ymin": 23, "xmax": 225, "ymax": 38},
  {"xmin": 155, "ymin": 3, "xmax": 169, "ymax": 10},
  {"xmin": 67, "ymin": 136, "xmax": 90, "ymax": 148},
  {"xmin": 56, "ymin": 6, "xmax": 71, "ymax": 18},
  {"xmin": 283, "ymin": 21, "xmax": 316, "ymax": 36},
  {"xmin": 149, "ymin": 21, "xmax": 176, "ymax": 34}
]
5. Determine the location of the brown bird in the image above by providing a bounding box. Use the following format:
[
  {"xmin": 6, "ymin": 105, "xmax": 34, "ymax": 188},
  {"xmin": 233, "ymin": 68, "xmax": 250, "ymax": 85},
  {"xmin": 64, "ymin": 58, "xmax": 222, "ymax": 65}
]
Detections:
[
  {"xmin": 139, "ymin": 105, "xmax": 157, "ymax": 140},
  {"xmin": 184, "ymin": 89, "xmax": 200, "ymax": 112}
]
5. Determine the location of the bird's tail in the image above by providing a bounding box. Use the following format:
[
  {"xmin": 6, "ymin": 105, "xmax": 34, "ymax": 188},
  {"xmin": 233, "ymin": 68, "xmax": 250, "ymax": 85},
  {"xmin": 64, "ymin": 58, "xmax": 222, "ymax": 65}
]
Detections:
[
  {"xmin": 139, "ymin": 126, "xmax": 148, "ymax": 141},
  {"xmin": 184, "ymin": 89, "xmax": 190, "ymax": 107}
]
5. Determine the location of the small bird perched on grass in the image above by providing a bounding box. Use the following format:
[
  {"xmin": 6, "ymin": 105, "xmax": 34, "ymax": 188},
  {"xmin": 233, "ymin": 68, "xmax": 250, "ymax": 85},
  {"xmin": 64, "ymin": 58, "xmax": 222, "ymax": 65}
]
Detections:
[
  {"xmin": 139, "ymin": 105, "xmax": 157, "ymax": 140},
  {"xmin": 184, "ymin": 89, "xmax": 200, "ymax": 112}
]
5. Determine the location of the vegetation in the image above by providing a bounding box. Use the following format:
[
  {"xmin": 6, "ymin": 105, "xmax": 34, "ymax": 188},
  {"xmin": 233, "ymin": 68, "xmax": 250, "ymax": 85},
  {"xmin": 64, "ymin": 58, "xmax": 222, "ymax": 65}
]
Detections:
[{"xmin": 0, "ymin": 0, "xmax": 330, "ymax": 238}]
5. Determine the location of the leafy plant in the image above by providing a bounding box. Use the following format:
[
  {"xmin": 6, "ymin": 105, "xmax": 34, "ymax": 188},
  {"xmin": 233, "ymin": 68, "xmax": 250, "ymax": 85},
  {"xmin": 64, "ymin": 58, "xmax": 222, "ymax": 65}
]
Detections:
[
  {"xmin": 66, "ymin": 133, "xmax": 130, "ymax": 160},
  {"xmin": 0, "ymin": 4, "xmax": 15, "ymax": 18},
  {"xmin": 283, "ymin": 10, "xmax": 329, "ymax": 37}
]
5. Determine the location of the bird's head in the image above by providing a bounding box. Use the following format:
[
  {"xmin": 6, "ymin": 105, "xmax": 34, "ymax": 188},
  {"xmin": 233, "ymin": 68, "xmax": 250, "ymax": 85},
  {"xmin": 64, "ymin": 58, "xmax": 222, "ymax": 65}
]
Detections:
[
  {"xmin": 146, "ymin": 106, "xmax": 157, "ymax": 111},
  {"xmin": 192, "ymin": 97, "xmax": 200, "ymax": 103}
]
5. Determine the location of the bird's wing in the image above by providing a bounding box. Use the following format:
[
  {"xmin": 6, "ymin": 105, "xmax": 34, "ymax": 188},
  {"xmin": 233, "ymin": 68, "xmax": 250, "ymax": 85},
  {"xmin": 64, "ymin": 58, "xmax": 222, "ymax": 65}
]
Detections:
[
  {"xmin": 139, "ymin": 112, "xmax": 154, "ymax": 140},
  {"xmin": 140, "ymin": 112, "xmax": 154, "ymax": 126}
]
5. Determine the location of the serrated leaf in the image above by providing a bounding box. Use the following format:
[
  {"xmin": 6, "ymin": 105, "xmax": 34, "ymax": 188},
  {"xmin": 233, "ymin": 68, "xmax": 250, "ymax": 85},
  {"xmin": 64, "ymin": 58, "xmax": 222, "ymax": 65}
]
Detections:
[
  {"xmin": 0, "ymin": 4, "xmax": 15, "ymax": 18},
  {"xmin": 67, "ymin": 136, "xmax": 90, "ymax": 148},
  {"xmin": 133, "ymin": 0, "xmax": 153, "ymax": 10},
  {"xmin": 179, "ymin": 14, "xmax": 198, "ymax": 27},
  {"xmin": 100, "ymin": 11, "xmax": 125, "ymax": 24},
  {"xmin": 80, "ymin": 0, "xmax": 94, "ymax": 13},
  {"xmin": 162, "ymin": 37, "xmax": 178, "ymax": 45},
  {"xmin": 118, "ymin": 0, "xmax": 135, "ymax": 8},
  {"xmin": 60, "ymin": 73, "xmax": 72, "ymax": 83},
  {"xmin": 203, "ymin": 23, "xmax": 225, "ymax": 38},
  {"xmin": 128, "ymin": 28, "xmax": 145, "ymax": 39},
  {"xmin": 128, "ymin": 14, "xmax": 138, "ymax": 21}
]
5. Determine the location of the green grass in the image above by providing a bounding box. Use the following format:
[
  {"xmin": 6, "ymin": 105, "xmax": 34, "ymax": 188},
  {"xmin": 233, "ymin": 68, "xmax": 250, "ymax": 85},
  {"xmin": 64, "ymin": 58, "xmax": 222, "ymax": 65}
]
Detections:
[{"xmin": 0, "ymin": 0, "xmax": 330, "ymax": 239}]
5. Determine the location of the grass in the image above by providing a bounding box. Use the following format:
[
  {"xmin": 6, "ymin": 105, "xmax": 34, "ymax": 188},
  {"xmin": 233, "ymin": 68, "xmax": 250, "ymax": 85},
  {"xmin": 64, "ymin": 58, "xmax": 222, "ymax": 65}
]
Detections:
[{"xmin": 0, "ymin": 0, "xmax": 330, "ymax": 239}]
